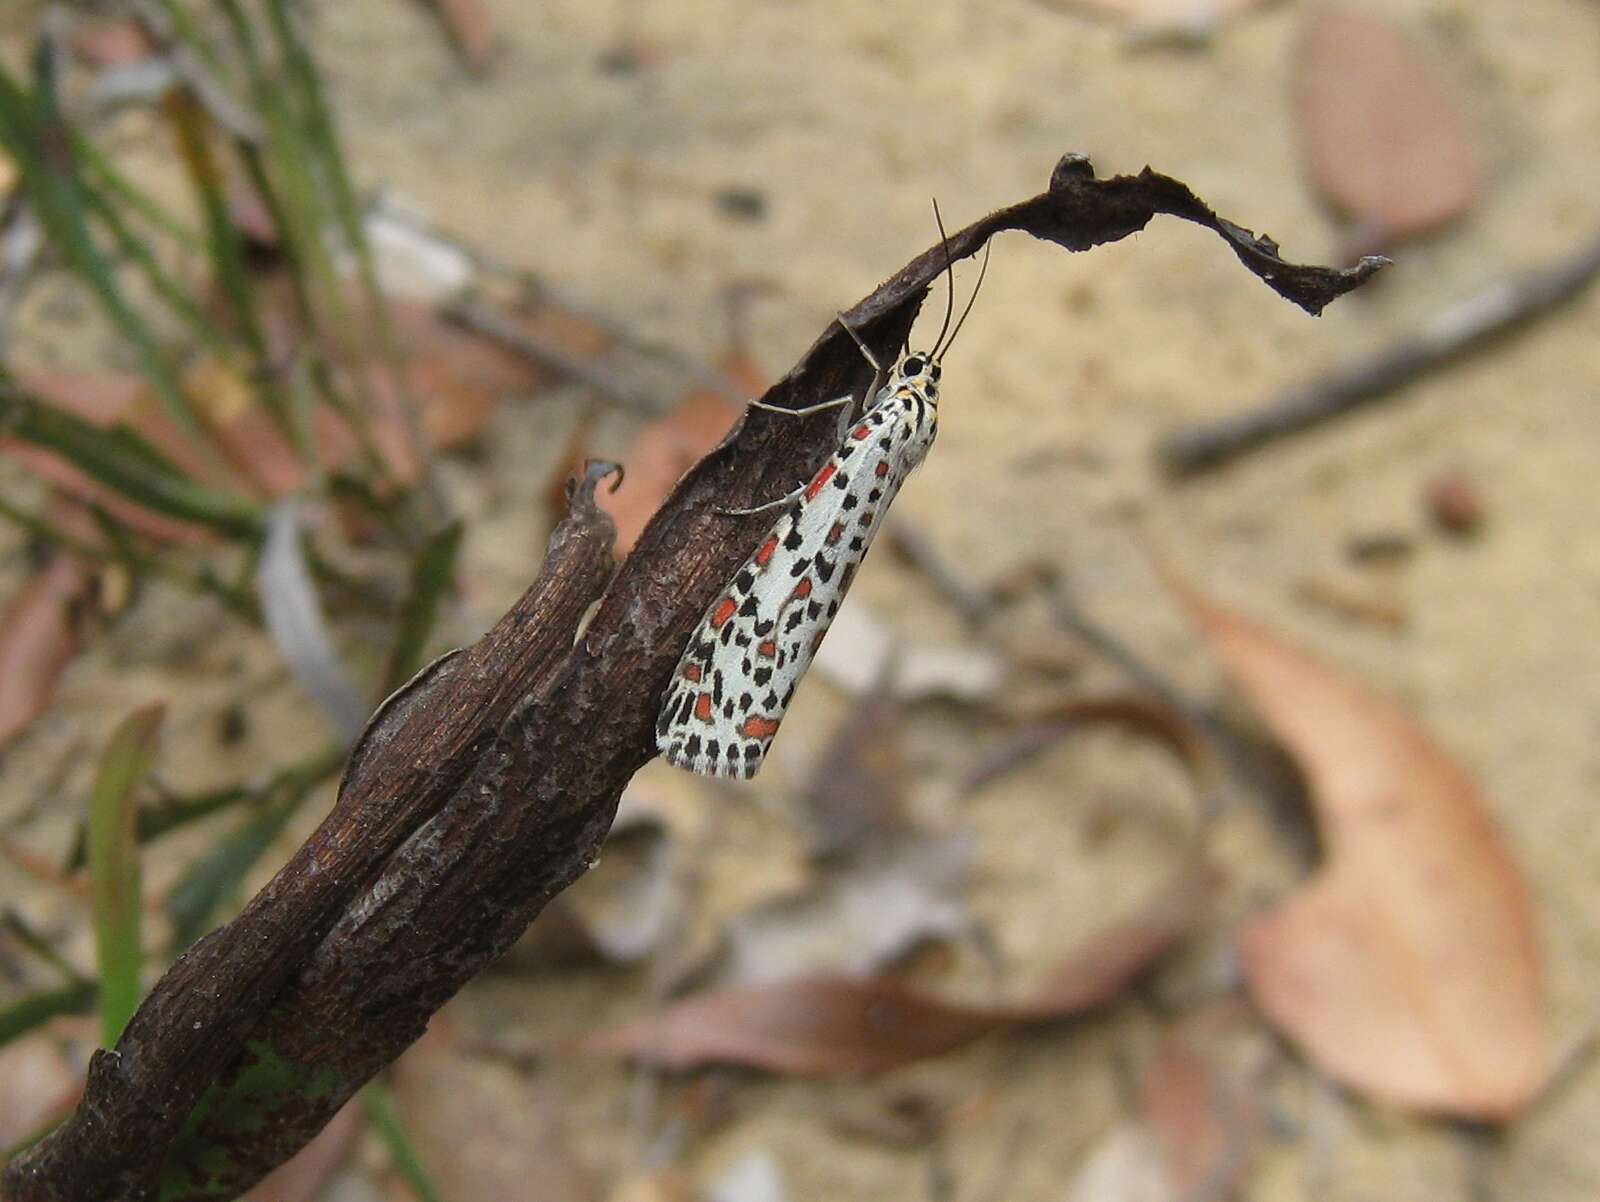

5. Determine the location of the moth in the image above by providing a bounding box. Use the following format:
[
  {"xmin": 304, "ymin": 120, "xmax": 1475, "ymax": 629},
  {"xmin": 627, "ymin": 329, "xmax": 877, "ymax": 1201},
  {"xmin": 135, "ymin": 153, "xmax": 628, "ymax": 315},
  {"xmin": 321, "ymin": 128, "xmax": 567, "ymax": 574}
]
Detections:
[{"xmin": 657, "ymin": 224, "xmax": 988, "ymax": 778}]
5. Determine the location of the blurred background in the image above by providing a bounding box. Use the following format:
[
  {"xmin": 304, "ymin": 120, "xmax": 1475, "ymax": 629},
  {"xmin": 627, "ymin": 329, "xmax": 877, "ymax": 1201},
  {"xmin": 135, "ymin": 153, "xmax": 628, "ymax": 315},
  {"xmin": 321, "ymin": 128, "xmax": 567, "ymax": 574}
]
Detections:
[{"xmin": 0, "ymin": 1, "xmax": 1596, "ymax": 1199}]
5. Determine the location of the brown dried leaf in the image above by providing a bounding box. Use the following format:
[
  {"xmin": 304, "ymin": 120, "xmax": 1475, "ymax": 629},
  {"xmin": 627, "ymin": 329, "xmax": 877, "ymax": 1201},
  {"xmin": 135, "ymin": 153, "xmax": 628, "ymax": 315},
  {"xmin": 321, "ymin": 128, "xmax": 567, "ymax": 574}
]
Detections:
[
  {"xmin": 1169, "ymin": 574, "xmax": 1544, "ymax": 1119},
  {"xmin": 719, "ymin": 832, "xmax": 973, "ymax": 988},
  {"xmin": 570, "ymin": 861, "xmax": 1215, "ymax": 1074},
  {"xmin": 1295, "ymin": 7, "xmax": 1481, "ymax": 244},
  {"xmin": 0, "ymin": 550, "xmax": 95, "ymax": 749},
  {"xmin": 605, "ymin": 391, "xmax": 743, "ymax": 556},
  {"xmin": 5, "ymin": 373, "xmax": 216, "ymax": 546},
  {"xmin": 1140, "ymin": 1014, "xmax": 1259, "ymax": 1202}
]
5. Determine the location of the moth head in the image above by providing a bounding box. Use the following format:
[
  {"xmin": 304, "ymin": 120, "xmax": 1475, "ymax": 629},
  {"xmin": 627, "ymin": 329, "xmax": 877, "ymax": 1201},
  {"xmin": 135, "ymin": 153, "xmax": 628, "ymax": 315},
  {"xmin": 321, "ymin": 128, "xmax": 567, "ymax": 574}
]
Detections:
[{"xmin": 896, "ymin": 352, "xmax": 941, "ymax": 401}]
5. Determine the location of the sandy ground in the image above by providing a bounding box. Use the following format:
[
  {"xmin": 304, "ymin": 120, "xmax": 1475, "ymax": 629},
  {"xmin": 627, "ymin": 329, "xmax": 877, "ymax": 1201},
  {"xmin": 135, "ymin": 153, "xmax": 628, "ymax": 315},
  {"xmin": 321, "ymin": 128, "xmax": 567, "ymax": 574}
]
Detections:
[{"xmin": 3, "ymin": 0, "xmax": 1599, "ymax": 1198}]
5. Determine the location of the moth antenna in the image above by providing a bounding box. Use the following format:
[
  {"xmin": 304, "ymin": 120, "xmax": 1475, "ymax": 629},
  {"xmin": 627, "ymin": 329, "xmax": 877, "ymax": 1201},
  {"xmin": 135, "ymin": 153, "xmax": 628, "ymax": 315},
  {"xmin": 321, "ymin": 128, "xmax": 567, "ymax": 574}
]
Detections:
[
  {"xmin": 937, "ymin": 239, "xmax": 990, "ymax": 364},
  {"xmin": 929, "ymin": 198, "xmax": 957, "ymax": 359}
]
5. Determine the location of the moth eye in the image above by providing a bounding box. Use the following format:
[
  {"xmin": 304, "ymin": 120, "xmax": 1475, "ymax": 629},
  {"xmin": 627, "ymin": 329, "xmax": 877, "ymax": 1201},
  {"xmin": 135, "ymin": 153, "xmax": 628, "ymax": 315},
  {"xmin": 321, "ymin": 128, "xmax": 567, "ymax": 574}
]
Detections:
[{"xmin": 902, "ymin": 356, "xmax": 924, "ymax": 376}]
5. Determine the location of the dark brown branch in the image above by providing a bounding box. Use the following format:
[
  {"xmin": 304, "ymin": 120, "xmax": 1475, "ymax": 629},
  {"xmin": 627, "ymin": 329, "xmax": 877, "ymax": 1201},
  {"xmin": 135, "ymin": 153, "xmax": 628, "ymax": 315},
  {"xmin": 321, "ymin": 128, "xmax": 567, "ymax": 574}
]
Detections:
[
  {"xmin": 2, "ymin": 153, "xmax": 1378, "ymax": 1202},
  {"xmin": 1156, "ymin": 230, "xmax": 1600, "ymax": 474}
]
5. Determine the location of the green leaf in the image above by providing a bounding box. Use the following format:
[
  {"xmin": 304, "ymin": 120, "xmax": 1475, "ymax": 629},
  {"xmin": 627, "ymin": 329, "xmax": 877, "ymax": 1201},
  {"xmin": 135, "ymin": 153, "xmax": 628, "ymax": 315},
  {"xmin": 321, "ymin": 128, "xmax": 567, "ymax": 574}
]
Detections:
[
  {"xmin": 361, "ymin": 1081, "xmax": 444, "ymax": 1202},
  {"xmin": 163, "ymin": 746, "xmax": 341, "ymax": 952},
  {"xmin": 0, "ymin": 981, "xmax": 96, "ymax": 1047},
  {"xmin": 0, "ymin": 52, "xmax": 217, "ymax": 468},
  {"xmin": 0, "ymin": 382, "xmax": 267, "ymax": 541},
  {"xmin": 383, "ymin": 521, "xmax": 462, "ymax": 693},
  {"xmin": 88, "ymin": 704, "xmax": 163, "ymax": 1047}
]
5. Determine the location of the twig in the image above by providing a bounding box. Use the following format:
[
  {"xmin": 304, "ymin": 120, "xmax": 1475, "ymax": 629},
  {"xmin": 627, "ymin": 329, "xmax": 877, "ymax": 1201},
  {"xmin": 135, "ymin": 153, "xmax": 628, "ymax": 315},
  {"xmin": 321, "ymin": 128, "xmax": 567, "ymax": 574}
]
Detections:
[
  {"xmin": 3, "ymin": 154, "xmax": 1378, "ymax": 1202},
  {"xmin": 442, "ymin": 295, "xmax": 663, "ymax": 412},
  {"xmin": 1157, "ymin": 231, "xmax": 1600, "ymax": 474},
  {"xmin": 884, "ymin": 519, "xmax": 993, "ymax": 627}
]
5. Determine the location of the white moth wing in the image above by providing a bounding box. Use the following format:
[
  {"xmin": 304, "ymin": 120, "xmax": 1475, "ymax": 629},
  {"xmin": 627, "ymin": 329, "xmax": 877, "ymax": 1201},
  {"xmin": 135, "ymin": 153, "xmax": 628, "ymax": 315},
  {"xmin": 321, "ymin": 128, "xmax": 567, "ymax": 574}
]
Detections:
[{"xmin": 658, "ymin": 386, "xmax": 937, "ymax": 778}]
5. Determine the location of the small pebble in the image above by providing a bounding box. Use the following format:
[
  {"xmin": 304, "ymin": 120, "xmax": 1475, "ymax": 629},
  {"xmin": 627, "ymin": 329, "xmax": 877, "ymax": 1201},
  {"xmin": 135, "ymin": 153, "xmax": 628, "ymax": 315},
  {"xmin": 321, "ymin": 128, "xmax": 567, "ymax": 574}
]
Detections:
[{"xmin": 1424, "ymin": 470, "xmax": 1483, "ymax": 536}]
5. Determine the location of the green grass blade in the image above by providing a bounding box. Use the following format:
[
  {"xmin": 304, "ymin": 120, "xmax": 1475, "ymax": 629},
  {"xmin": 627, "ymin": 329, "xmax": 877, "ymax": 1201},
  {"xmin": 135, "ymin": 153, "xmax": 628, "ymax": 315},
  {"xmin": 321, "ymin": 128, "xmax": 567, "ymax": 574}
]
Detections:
[
  {"xmin": 72, "ymin": 131, "xmax": 204, "ymax": 252},
  {"xmin": 88, "ymin": 703, "xmax": 164, "ymax": 1046},
  {"xmin": 163, "ymin": 799, "xmax": 296, "ymax": 953},
  {"xmin": 0, "ymin": 383, "xmax": 267, "ymax": 540},
  {"xmin": 360, "ymin": 1082, "xmax": 444, "ymax": 1202},
  {"xmin": 265, "ymin": 0, "xmax": 408, "ymax": 394},
  {"xmin": 77, "ymin": 166, "xmax": 236, "ymax": 364},
  {"xmin": 162, "ymin": 88, "xmax": 290, "ymax": 430},
  {"xmin": 0, "ymin": 53, "xmax": 218, "ymax": 469},
  {"xmin": 1, "ymin": 910, "xmax": 90, "ymax": 985},
  {"xmin": 382, "ymin": 521, "xmax": 462, "ymax": 693},
  {"xmin": 162, "ymin": 746, "xmax": 341, "ymax": 952},
  {"xmin": 0, "ymin": 981, "xmax": 97, "ymax": 1048},
  {"xmin": 218, "ymin": 0, "xmax": 396, "ymax": 487}
]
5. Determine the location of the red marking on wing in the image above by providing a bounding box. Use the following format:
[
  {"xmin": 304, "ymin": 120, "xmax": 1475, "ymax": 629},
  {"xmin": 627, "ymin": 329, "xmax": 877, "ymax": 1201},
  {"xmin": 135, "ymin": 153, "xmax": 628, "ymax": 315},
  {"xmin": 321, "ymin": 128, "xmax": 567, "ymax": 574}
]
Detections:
[
  {"xmin": 710, "ymin": 598, "xmax": 737, "ymax": 628},
  {"xmin": 754, "ymin": 535, "xmax": 779, "ymax": 567},
  {"xmin": 791, "ymin": 578, "xmax": 813, "ymax": 600},
  {"xmin": 739, "ymin": 715, "xmax": 782, "ymax": 740},
  {"xmin": 693, "ymin": 693, "xmax": 713, "ymax": 722},
  {"xmin": 825, "ymin": 522, "xmax": 845, "ymax": 545},
  {"xmin": 757, "ymin": 640, "xmax": 777, "ymax": 658},
  {"xmin": 852, "ymin": 425, "xmax": 872, "ymax": 440},
  {"xmin": 804, "ymin": 462, "xmax": 837, "ymax": 500},
  {"xmin": 683, "ymin": 663, "xmax": 702, "ymax": 682},
  {"xmin": 875, "ymin": 460, "xmax": 890, "ymax": 478}
]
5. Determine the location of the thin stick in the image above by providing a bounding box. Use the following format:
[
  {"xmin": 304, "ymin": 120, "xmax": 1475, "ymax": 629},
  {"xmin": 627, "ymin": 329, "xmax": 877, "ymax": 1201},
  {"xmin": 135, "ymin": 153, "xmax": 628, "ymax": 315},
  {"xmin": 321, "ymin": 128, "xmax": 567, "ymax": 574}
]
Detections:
[
  {"xmin": 441, "ymin": 295, "xmax": 661, "ymax": 412},
  {"xmin": 1157, "ymin": 231, "xmax": 1600, "ymax": 475}
]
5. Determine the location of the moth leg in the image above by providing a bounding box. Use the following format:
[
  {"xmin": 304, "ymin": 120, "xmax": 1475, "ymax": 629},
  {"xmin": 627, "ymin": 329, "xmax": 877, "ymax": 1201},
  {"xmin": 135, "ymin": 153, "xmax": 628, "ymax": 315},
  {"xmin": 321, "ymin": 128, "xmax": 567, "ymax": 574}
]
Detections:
[
  {"xmin": 835, "ymin": 311, "xmax": 881, "ymax": 373},
  {"xmin": 747, "ymin": 393, "xmax": 854, "ymax": 417},
  {"xmin": 718, "ymin": 484, "xmax": 805, "ymax": 517}
]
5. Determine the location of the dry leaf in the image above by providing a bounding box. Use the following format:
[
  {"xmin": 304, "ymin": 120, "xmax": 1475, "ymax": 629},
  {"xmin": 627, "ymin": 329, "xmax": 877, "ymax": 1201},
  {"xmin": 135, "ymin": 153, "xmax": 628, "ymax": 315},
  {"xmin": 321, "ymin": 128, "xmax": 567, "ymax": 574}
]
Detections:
[
  {"xmin": 571, "ymin": 861, "xmax": 1215, "ymax": 1075},
  {"xmin": 364, "ymin": 207, "xmax": 476, "ymax": 302},
  {"xmin": 5, "ymin": 372, "xmax": 216, "ymax": 546},
  {"xmin": 1169, "ymin": 573, "xmax": 1544, "ymax": 1118},
  {"xmin": 1295, "ymin": 7, "xmax": 1481, "ymax": 245},
  {"xmin": 596, "ymin": 345, "xmax": 763, "ymax": 554},
  {"xmin": 719, "ymin": 832, "xmax": 974, "ymax": 987},
  {"xmin": 0, "ymin": 550, "xmax": 95, "ymax": 749},
  {"xmin": 257, "ymin": 500, "xmax": 368, "ymax": 742},
  {"xmin": 1140, "ymin": 1014, "xmax": 1259, "ymax": 1202},
  {"xmin": 605, "ymin": 391, "xmax": 743, "ymax": 555}
]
